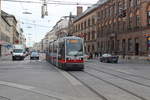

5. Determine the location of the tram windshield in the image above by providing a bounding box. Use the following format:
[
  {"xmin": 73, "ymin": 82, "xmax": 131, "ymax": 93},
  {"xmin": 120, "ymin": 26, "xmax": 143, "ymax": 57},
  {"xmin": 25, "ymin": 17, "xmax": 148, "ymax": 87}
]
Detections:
[{"xmin": 66, "ymin": 39, "xmax": 83, "ymax": 56}]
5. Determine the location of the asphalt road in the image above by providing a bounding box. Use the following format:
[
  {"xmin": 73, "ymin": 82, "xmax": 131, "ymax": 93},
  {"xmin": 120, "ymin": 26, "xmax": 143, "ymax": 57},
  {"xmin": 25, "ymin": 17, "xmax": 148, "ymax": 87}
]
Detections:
[{"xmin": 0, "ymin": 55, "xmax": 150, "ymax": 100}]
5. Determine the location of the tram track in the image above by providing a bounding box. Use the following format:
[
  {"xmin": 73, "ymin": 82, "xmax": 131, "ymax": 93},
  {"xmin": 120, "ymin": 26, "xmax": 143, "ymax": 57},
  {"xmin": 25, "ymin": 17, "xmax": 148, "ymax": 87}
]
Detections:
[
  {"xmin": 83, "ymin": 71, "xmax": 147, "ymax": 100},
  {"xmin": 0, "ymin": 81, "xmax": 62, "ymax": 100},
  {"xmin": 69, "ymin": 70, "xmax": 148, "ymax": 100},
  {"xmin": 88, "ymin": 63, "xmax": 150, "ymax": 81},
  {"xmin": 68, "ymin": 72, "xmax": 108, "ymax": 100},
  {"xmin": 0, "ymin": 96, "xmax": 10, "ymax": 100},
  {"xmin": 86, "ymin": 65, "xmax": 150, "ymax": 88}
]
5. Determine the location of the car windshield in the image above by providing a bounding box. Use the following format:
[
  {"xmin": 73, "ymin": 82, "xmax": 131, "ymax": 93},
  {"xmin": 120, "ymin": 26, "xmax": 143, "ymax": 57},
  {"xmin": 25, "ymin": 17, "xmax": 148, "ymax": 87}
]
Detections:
[
  {"xmin": 102, "ymin": 54, "xmax": 112, "ymax": 57},
  {"xmin": 13, "ymin": 49, "xmax": 23, "ymax": 53},
  {"xmin": 31, "ymin": 52, "xmax": 38, "ymax": 56}
]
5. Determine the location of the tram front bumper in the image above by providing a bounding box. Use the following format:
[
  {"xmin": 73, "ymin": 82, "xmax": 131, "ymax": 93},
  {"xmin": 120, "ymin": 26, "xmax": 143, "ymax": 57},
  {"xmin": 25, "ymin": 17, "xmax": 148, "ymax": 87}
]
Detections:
[{"xmin": 63, "ymin": 63, "xmax": 84, "ymax": 70}]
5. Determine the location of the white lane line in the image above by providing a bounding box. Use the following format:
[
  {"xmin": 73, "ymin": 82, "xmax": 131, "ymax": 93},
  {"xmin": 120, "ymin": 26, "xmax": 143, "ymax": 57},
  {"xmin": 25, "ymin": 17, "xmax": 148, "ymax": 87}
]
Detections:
[
  {"xmin": 54, "ymin": 67, "xmax": 82, "ymax": 86},
  {"xmin": 0, "ymin": 81, "xmax": 35, "ymax": 90}
]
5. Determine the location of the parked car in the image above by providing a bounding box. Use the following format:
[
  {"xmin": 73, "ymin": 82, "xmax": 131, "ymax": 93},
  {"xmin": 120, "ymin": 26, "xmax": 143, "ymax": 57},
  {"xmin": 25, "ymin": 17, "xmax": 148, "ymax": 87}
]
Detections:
[
  {"xmin": 99, "ymin": 54, "xmax": 119, "ymax": 63},
  {"xmin": 30, "ymin": 52, "xmax": 39, "ymax": 60}
]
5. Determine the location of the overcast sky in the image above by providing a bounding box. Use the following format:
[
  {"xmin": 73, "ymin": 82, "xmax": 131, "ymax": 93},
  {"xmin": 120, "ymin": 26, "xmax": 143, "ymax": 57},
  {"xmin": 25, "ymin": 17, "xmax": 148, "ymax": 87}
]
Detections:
[{"xmin": 1, "ymin": 0, "xmax": 98, "ymax": 47}]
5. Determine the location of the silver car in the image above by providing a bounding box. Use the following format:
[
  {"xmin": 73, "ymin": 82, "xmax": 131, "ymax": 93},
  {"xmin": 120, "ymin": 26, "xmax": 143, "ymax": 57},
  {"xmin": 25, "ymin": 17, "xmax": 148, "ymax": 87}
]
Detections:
[
  {"xmin": 99, "ymin": 54, "xmax": 119, "ymax": 63},
  {"xmin": 30, "ymin": 52, "xmax": 39, "ymax": 60}
]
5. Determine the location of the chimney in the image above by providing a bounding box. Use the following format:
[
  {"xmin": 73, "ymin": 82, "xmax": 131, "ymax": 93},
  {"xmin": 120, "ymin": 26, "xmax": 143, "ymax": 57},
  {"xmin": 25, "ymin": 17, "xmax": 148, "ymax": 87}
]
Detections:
[{"xmin": 77, "ymin": 6, "xmax": 83, "ymax": 16}]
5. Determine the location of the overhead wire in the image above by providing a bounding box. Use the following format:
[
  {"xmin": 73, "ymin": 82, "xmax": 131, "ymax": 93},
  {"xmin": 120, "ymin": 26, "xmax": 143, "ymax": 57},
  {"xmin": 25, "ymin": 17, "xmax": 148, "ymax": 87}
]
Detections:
[
  {"xmin": 21, "ymin": 22, "xmax": 51, "ymax": 28},
  {"xmin": 2, "ymin": 0, "xmax": 93, "ymax": 5}
]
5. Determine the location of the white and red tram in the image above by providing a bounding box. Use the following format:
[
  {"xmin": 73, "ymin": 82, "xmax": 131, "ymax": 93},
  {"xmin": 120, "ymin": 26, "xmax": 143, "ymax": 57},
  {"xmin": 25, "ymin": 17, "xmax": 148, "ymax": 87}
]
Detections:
[{"xmin": 46, "ymin": 36, "xmax": 84, "ymax": 70}]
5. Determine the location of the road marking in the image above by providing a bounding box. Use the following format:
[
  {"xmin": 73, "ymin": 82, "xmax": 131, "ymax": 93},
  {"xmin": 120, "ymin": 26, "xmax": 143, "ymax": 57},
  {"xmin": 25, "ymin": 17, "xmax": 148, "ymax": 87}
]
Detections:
[{"xmin": 0, "ymin": 81, "xmax": 35, "ymax": 90}]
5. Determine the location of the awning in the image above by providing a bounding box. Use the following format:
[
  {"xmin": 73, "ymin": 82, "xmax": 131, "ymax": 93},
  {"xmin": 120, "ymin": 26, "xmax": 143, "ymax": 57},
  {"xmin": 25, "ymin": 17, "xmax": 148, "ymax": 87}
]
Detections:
[{"xmin": 0, "ymin": 40, "xmax": 12, "ymax": 49}]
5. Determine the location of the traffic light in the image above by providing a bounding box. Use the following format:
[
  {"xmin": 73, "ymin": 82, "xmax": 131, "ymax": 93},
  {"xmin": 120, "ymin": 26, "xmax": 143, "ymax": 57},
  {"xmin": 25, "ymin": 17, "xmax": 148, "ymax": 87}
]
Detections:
[
  {"xmin": 119, "ymin": 9, "xmax": 126, "ymax": 18},
  {"xmin": 41, "ymin": 5, "xmax": 44, "ymax": 18},
  {"xmin": 122, "ymin": 10, "xmax": 126, "ymax": 17},
  {"xmin": 41, "ymin": 1, "xmax": 48, "ymax": 18}
]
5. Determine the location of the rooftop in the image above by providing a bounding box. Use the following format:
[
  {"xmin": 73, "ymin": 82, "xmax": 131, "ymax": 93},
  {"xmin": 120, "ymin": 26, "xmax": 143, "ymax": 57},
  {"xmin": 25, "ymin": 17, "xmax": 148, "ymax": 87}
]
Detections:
[{"xmin": 74, "ymin": 0, "xmax": 108, "ymax": 22}]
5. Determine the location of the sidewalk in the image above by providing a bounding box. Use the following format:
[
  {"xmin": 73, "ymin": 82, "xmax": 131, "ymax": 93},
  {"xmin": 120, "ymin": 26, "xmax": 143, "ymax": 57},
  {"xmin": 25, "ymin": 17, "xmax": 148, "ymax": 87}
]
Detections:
[
  {"xmin": 87, "ymin": 57, "xmax": 150, "ymax": 64},
  {"xmin": 0, "ymin": 54, "xmax": 12, "ymax": 61}
]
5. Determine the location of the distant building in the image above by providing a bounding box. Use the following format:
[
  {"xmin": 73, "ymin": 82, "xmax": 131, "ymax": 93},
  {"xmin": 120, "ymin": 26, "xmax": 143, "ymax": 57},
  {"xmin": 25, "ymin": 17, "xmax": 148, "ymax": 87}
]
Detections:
[
  {"xmin": 0, "ymin": 11, "xmax": 12, "ymax": 56},
  {"xmin": 1, "ymin": 11, "xmax": 18, "ymax": 44},
  {"xmin": 54, "ymin": 16, "xmax": 70, "ymax": 38},
  {"xmin": 0, "ymin": 11, "xmax": 25, "ymax": 57}
]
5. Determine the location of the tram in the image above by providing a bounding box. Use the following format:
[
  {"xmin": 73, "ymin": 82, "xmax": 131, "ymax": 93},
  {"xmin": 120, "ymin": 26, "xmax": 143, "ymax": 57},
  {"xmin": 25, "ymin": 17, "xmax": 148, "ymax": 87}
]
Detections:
[{"xmin": 46, "ymin": 36, "xmax": 84, "ymax": 70}]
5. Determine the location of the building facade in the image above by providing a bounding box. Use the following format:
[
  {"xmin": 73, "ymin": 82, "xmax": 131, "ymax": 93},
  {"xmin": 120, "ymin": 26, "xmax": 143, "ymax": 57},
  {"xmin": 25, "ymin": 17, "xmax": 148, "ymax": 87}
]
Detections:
[
  {"xmin": 73, "ymin": 0, "xmax": 150, "ymax": 57},
  {"xmin": 55, "ymin": 16, "xmax": 70, "ymax": 38},
  {"xmin": 0, "ymin": 13, "xmax": 12, "ymax": 56},
  {"xmin": 0, "ymin": 11, "xmax": 25, "ymax": 57},
  {"xmin": 72, "ymin": 2, "xmax": 105, "ymax": 55},
  {"xmin": 96, "ymin": 0, "xmax": 150, "ymax": 57}
]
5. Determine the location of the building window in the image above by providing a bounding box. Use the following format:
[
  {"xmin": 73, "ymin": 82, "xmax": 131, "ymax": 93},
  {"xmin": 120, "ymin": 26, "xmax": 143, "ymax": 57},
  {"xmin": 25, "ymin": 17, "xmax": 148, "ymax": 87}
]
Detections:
[
  {"xmin": 88, "ymin": 19, "xmax": 91, "ymax": 27},
  {"xmin": 97, "ymin": 42, "xmax": 100, "ymax": 48},
  {"xmin": 129, "ymin": 0, "xmax": 134, "ymax": 7},
  {"xmin": 84, "ymin": 21, "xmax": 86, "ymax": 29},
  {"xmin": 119, "ymin": 1, "xmax": 123, "ymax": 14},
  {"xmin": 88, "ymin": 46, "xmax": 90, "ymax": 52},
  {"xmin": 129, "ymin": 17, "xmax": 132, "ymax": 29},
  {"xmin": 114, "ymin": 3, "xmax": 118, "ymax": 15},
  {"xmin": 92, "ymin": 17, "xmax": 95, "ymax": 25},
  {"xmin": 101, "ymin": 10, "xmax": 103, "ymax": 19},
  {"xmin": 81, "ymin": 23, "xmax": 83, "ymax": 30},
  {"xmin": 105, "ymin": 9, "xmax": 107, "ymax": 18},
  {"xmin": 148, "ymin": 11, "xmax": 150, "ymax": 25},
  {"xmin": 123, "ymin": 0, "xmax": 127, "ymax": 9},
  {"xmin": 136, "ymin": 16, "xmax": 140, "ymax": 27},
  {"xmin": 128, "ymin": 39, "xmax": 132, "ymax": 51},
  {"xmin": 88, "ymin": 32, "xmax": 90, "ymax": 40},
  {"xmin": 107, "ymin": 8, "xmax": 110, "ymax": 17},
  {"xmin": 92, "ymin": 45, "xmax": 95, "ymax": 52},
  {"xmin": 136, "ymin": 0, "xmax": 140, "ymax": 5},
  {"xmin": 92, "ymin": 31, "xmax": 95, "ymax": 40},
  {"xmin": 116, "ymin": 40, "xmax": 120, "ymax": 51},
  {"xmin": 110, "ymin": 7, "xmax": 112, "ymax": 16}
]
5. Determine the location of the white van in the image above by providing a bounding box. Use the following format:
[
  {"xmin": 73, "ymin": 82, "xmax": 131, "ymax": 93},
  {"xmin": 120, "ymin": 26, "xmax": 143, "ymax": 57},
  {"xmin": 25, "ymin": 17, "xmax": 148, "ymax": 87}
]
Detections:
[{"xmin": 12, "ymin": 45, "xmax": 25, "ymax": 60}]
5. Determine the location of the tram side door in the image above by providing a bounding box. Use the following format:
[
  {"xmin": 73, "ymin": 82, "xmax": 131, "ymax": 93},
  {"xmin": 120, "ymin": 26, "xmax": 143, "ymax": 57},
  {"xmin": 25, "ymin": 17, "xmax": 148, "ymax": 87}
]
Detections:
[{"xmin": 58, "ymin": 42, "xmax": 65, "ymax": 67}]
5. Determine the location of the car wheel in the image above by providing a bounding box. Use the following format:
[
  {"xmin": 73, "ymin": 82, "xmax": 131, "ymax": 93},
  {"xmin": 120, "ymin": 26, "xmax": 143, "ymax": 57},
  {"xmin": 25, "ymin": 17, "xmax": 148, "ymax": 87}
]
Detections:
[{"xmin": 12, "ymin": 57, "xmax": 15, "ymax": 61}]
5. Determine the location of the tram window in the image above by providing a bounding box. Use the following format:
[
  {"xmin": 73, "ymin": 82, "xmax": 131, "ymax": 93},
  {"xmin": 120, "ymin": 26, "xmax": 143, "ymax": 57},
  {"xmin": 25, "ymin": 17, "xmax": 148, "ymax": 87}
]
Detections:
[{"xmin": 66, "ymin": 39, "xmax": 83, "ymax": 56}]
